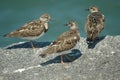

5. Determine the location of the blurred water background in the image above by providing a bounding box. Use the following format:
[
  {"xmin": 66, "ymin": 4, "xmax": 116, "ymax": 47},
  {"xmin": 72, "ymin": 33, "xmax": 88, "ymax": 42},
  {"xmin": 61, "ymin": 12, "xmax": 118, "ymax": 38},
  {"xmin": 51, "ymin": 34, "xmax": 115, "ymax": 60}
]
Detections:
[{"xmin": 0, "ymin": 0, "xmax": 120, "ymax": 47}]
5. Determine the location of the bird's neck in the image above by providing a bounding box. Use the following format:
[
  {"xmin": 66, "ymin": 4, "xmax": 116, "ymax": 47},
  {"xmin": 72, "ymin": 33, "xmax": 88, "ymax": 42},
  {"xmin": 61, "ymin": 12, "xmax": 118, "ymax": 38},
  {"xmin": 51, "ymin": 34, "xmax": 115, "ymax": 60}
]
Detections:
[
  {"xmin": 70, "ymin": 26, "xmax": 78, "ymax": 30},
  {"xmin": 39, "ymin": 20, "xmax": 49, "ymax": 32},
  {"xmin": 91, "ymin": 10, "xmax": 99, "ymax": 13},
  {"xmin": 44, "ymin": 22, "xmax": 48, "ymax": 32}
]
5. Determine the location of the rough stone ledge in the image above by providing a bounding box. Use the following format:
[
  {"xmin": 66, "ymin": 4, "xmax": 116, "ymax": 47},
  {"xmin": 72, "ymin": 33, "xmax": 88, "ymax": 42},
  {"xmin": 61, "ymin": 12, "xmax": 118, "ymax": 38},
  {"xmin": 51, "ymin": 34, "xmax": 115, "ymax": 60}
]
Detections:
[{"xmin": 0, "ymin": 35, "xmax": 120, "ymax": 80}]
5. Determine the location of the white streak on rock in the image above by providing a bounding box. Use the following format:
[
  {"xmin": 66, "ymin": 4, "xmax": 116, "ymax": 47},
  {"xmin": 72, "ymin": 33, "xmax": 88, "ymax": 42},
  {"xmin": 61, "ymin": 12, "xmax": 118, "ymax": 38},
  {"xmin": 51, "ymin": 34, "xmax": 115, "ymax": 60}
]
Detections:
[
  {"xmin": 14, "ymin": 68, "xmax": 26, "ymax": 73},
  {"xmin": 13, "ymin": 65, "xmax": 41, "ymax": 73}
]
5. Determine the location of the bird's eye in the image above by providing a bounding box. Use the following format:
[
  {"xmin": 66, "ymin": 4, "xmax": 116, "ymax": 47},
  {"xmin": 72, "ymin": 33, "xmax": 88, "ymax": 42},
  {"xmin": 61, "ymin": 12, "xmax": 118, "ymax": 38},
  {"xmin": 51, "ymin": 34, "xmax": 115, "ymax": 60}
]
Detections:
[
  {"xmin": 45, "ymin": 16, "xmax": 48, "ymax": 18},
  {"xmin": 92, "ymin": 8, "xmax": 95, "ymax": 11},
  {"xmin": 68, "ymin": 23, "xmax": 72, "ymax": 26},
  {"xmin": 90, "ymin": 7, "xmax": 95, "ymax": 10},
  {"xmin": 71, "ymin": 23, "xmax": 73, "ymax": 26}
]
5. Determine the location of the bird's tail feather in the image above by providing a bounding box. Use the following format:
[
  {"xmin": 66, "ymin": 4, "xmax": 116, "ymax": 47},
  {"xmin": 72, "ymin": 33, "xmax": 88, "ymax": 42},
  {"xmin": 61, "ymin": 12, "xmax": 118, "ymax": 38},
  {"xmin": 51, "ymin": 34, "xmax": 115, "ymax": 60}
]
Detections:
[
  {"xmin": 39, "ymin": 46, "xmax": 57, "ymax": 58},
  {"xmin": 3, "ymin": 33, "xmax": 9, "ymax": 37}
]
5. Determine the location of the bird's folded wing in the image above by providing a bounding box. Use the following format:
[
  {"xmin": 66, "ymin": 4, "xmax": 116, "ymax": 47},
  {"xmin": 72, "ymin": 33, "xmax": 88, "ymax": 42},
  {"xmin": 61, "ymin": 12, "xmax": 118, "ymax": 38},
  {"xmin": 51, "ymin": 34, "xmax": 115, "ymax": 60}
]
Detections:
[{"xmin": 6, "ymin": 20, "xmax": 45, "ymax": 37}]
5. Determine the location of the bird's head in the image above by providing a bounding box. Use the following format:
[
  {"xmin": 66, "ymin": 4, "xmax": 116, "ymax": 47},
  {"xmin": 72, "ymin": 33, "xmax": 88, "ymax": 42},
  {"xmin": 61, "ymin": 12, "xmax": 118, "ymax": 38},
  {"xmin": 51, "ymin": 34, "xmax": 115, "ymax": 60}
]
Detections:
[
  {"xmin": 86, "ymin": 5, "xmax": 100, "ymax": 13},
  {"xmin": 65, "ymin": 21, "xmax": 78, "ymax": 30},
  {"xmin": 39, "ymin": 13, "xmax": 51, "ymax": 22}
]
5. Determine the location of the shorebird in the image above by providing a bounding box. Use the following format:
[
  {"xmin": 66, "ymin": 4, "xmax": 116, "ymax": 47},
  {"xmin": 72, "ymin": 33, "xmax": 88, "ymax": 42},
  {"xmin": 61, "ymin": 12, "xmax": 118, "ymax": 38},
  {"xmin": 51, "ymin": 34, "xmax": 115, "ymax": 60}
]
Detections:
[
  {"xmin": 39, "ymin": 21, "xmax": 80, "ymax": 64},
  {"xmin": 85, "ymin": 5, "xmax": 105, "ymax": 43},
  {"xmin": 4, "ymin": 13, "xmax": 51, "ymax": 48}
]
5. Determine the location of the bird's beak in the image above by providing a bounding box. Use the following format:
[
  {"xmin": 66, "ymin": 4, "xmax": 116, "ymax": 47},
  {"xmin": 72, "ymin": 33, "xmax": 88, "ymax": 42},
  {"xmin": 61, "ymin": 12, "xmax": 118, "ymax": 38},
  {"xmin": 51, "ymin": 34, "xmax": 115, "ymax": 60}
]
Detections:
[
  {"xmin": 64, "ymin": 23, "xmax": 69, "ymax": 26},
  {"xmin": 85, "ymin": 8, "xmax": 89, "ymax": 11},
  {"xmin": 50, "ymin": 18, "xmax": 55, "ymax": 21},
  {"xmin": 47, "ymin": 19, "xmax": 54, "ymax": 22},
  {"xmin": 49, "ymin": 18, "xmax": 52, "ymax": 21}
]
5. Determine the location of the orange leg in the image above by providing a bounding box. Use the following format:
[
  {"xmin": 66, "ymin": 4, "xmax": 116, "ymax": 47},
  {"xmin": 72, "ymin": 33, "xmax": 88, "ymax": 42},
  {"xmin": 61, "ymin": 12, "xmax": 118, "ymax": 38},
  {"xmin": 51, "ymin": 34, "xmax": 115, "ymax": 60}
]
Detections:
[
  {"xmin": 64, "ymin": 54, "xmax": 73, "ymax": 62},
  {"xmin": 61, "ymin": 55, "xmax": 66, "ymax": 64},
  {"xmin": 30, "ymin": 40, "xmax": 35, "ymax": 48},
  {"xmin": 60, "ymin": 54, "xmax": 73, "ymax": 64}
]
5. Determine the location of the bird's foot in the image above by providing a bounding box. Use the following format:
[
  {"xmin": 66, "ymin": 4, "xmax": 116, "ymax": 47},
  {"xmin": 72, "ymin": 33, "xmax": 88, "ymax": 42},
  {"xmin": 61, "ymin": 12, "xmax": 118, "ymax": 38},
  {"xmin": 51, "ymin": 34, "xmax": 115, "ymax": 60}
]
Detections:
[
  {"xmin": 86, "ymin": 38, "xmax": 94, "ymax": 44},
  {"xmin": 39, "ymin": 54, "xmax": 47, "ymax": 58},
  {"xmin": 64, "ymin": 54, "xmax": 73, "ymax": 62}
]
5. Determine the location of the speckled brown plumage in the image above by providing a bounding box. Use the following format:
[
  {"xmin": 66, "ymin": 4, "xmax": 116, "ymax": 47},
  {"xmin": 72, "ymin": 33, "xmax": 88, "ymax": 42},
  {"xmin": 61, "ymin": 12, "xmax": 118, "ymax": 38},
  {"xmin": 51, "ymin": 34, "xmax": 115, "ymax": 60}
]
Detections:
[
  {"xmin": 4, "ymin": 13, "xmax": 51, "ymax": 48},
  {"xmin": 85, "ymin": 5, "xmax": 105, "ymax": 42},
  {"xmin": 39, "ymin": 21, "xmax": 80, "ymax": 59},
  {"xmin": 4, "ymin": 20, "xmax": 47, "ymax": 37},
  {"xmin": 4, "ymin": 14, "xmax": 50, "ymax": 38}
]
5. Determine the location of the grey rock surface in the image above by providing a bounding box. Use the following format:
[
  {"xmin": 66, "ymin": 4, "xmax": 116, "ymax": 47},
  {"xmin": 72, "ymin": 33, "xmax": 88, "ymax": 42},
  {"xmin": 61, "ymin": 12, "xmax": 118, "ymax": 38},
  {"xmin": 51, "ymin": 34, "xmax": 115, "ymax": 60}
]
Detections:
[{"xmin": 0, "ymin": 36, "xmax": 120, "ymax": 80}]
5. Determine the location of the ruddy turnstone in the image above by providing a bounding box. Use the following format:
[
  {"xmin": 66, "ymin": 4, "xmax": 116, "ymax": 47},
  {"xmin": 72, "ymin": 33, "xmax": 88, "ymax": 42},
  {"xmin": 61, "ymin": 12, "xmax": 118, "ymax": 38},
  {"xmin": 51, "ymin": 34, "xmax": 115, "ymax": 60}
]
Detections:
[
  {"xmin": 85, "ymin": 5, "xmax": 105, "ymax": 43},
  {"xmin": 39, "ymin": 21, "xmax": 80, "ymax": 63},
  {"xmin": 4, "ymin": 13, "xmax": 51, "ymax": 48}
]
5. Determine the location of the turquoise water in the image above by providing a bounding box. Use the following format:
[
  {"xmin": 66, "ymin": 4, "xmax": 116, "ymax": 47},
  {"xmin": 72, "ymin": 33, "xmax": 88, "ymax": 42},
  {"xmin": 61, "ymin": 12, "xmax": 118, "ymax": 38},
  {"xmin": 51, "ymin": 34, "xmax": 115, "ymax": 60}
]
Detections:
[{"xmin": 0, "ymin": 0, "xmax": 120, "ymax": 47}]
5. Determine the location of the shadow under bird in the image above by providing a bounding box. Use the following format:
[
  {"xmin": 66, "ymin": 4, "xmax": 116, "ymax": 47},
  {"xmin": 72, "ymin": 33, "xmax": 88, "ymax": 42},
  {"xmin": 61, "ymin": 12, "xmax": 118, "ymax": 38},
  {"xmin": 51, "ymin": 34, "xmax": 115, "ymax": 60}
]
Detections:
[
  {"xmin": 39, "ymin": 21, "xmax": 80, "ymax": 64},
  {"xmin": 3, "ymin": 13, "xmax": 51, "ymax": 48},
  {"xmin": 85, "ymin": 5, "xmax": 105, "ymax": 43}
]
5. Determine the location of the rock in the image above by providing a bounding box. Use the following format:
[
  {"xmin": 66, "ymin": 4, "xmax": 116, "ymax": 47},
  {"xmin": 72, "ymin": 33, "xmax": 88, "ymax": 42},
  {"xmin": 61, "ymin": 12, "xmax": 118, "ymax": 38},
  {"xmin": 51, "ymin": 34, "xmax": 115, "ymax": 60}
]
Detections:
[{"xmin": 0, "ymin": 36, "xmax": 120, "ymax": 80}]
